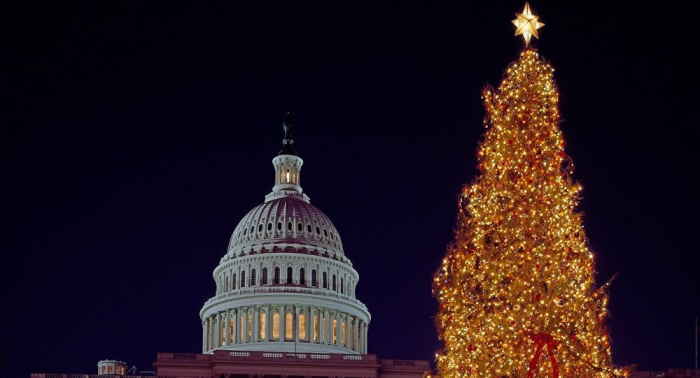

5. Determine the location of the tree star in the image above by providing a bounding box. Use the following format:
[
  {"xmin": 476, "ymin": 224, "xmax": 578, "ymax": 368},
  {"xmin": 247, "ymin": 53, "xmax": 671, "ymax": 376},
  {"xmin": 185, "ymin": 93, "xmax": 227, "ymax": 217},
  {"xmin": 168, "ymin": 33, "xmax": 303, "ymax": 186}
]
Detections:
[{"xmin": 512, "ymin": 2, "xmax": 544, "ymax": 47}]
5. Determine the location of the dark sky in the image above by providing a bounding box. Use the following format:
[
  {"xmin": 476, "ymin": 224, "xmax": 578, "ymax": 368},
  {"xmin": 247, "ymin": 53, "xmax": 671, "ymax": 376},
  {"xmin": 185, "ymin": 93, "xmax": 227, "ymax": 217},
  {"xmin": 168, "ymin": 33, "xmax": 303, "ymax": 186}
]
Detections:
[{"xmin": 2, "ymin": 1, "xmax": 698, "ymax": 377}]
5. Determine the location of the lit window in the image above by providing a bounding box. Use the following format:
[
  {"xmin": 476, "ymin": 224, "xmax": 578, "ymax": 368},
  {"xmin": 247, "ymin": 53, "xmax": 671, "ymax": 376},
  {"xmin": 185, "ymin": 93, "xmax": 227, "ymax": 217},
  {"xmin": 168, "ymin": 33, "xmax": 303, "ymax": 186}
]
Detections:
[
  {"xmin": 259, "ymin": 312, "xmax": 266, "ymax": 339},
  {"xmin": 221, "ymin": 319, "xmax": 226, "ymax": 346},
  {"xmin": 239, "ymin": 315, "xmax": 244, "ymax": 341},
  {"xmin": 273, "ymin": 313, "xmax": 280, "ymax": 339},
  {"xmin": 342, "ymin": 321, "xmax": 346, "ymax": 346},
  {"xmin": 299, "ymin": 313, "xmax": 306, "ymax": 340},
  {"xmin": 313, "ymin": 314, "xmax": 319, "ymax": 341},
  {"xmin": 285, "ymin": 313, "xmax": 293, "ymax": 339},
  {"xmin": 247, "ymin": 313, "xmax": 252, "ymax": 340},
  {"xmin": 333, "ymin": 320, "xmax": 337, "ymax": 344}
]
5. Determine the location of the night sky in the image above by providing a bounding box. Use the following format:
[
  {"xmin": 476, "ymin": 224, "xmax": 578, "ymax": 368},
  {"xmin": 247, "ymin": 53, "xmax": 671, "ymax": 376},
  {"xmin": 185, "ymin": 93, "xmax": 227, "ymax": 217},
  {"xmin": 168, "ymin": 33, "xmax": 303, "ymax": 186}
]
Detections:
[{"xmin": 2, "ymin": 1, "xmax": 698, "ymax": 377}]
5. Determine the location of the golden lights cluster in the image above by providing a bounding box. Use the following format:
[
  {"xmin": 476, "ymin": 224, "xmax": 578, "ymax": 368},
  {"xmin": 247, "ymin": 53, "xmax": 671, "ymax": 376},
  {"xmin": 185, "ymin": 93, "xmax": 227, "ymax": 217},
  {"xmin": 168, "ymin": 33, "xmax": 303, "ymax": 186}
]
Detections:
[{"xmin": 432, "ymin": 48, "xmax": 630, "ymax": 377}]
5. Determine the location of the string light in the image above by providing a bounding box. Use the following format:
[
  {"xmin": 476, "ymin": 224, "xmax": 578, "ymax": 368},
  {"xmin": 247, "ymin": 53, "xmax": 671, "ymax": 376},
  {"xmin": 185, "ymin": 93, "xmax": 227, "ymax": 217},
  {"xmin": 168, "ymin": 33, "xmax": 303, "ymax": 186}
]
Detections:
[{"xmin": 432, "ymin": 47, "xmax": 630, "ymax": 378}]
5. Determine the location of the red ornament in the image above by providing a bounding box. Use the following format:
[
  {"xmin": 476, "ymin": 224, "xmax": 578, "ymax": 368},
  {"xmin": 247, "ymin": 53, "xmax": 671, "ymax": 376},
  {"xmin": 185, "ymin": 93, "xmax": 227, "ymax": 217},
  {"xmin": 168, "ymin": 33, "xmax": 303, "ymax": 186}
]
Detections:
[{"xmin": 468, "ymin": 344, "xmax": 476, "ymax": 352}]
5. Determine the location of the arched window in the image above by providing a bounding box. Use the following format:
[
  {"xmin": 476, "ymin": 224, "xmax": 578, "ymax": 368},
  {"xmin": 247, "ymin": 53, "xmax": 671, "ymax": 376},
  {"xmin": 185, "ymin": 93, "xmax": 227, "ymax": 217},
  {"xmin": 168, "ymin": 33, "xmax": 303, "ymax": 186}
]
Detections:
[
  {"xmin": 311, "ymin": 270, "xmax": 317, "ymax": 287},
  {"xmin": 300, "ymin": 268, "xmax": 306, "ymax": 286},
  {"xmin": 232, "ymin": 273, "xmax": 237, "ymax": 290},
  {"xmin": 250, "ymin": 269, "xmax": 257, "ymax": 286},
  {"xmin": 241, "ymin": 271, "xmax": 246, "ymax": 288},
  {"xmin": 262, "ymin": 267, "xmax": 268, "ymax": 285},
  {"xmin": 285, "ymin": 313, "xmax": 293, "ymax": 340},
  {"xmin": 322, "ymin": 272, "xmax": 328, "ymax": 289},
  {"xmin": 332, "ymin": 274, "xmax": 336, "ymax": 291},
  {"xmin": 287, "ymin": 267, "xmax": 293, "ymax": 284},
  {"xmin": 340, "ymin": 277, "xmax": 344, "ymax": 294},
  {"xmin": 274, "ymin": 267, "xmax": 280, "ymax": 284}
]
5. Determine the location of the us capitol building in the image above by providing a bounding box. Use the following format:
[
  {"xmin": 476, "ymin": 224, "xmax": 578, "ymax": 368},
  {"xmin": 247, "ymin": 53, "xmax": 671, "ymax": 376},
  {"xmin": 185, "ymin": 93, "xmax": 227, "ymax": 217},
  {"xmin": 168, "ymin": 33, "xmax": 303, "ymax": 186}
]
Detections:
[
  {"xmin": 152, "ymin": 114, "xmax": 431, "ymax": 377},
  {"xmin": 30, "ymin": 114, "xmax": 431, "ymax": 378},
  {"xmin": 198, "ymin": 113, "xmax": 370, "ymax": 356}
]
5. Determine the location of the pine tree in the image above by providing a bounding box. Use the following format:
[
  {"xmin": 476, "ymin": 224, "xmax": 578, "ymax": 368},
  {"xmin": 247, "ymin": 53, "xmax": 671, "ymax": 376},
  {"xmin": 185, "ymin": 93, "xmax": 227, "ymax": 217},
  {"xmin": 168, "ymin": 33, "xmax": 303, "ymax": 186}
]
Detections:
[{"xmin": 433, "ymin": 5, "xmax": 630, "ymax": 377}]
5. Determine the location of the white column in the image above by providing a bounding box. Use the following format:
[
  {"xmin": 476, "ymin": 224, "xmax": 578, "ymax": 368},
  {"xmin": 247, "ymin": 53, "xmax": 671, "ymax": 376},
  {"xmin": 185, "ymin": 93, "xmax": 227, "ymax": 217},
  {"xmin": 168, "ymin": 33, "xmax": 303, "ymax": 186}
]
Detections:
[
  {"xmin": 216, "ymin": 314, "xmax": 222, "ymax": 347},
  {"xmin": 363, "ymin": 322, "xmax": 369, "ymax": 353},
  {"xmin": 305, "ymin": 306, "xmax": 311, "ymax": 342},
  {"xmin": 353, "ymin": 317, "xmax": 359, "ymax": 352},
  {"xmin": 323, "ymin": 309, "xmax": 330, "ymax": 344},
  {"xmin": 265, "ymin": 305, "xmax": 272, "ymax": 341},
  {"xmin": 294, "ymin": 305, "xmax": 300, "ymax": 343},
  {"xmin": 280, "ymin": 305, "xmax": 286, "ymax": 342},
  {"xmin": 335, "ymin": 313, "xmax": 341, "ymax": 347},
  {"xmin": 234, "ymin": 308, "xmax": 240, "ymax": 344},
  {"xmin": 357, "ymin": 321, "xmax": 363, "ymax": 353},
  {"xmin": 208, "ymin": 316, "xmax": 214, "ymax": 350},
  {"xmin": 253, "ymin": 306, "xmax": 259, "ymax": 341},
  {"xmin": 202, "ymin": 318, "xmax": 207, "ymax": 353},
  {"xmin": 224, "ymin": 311, "xmax": 230, "ymax": 346},
  {"xmin": 242, "ymin": 307, "xmax": 249, "ymax": 343}
]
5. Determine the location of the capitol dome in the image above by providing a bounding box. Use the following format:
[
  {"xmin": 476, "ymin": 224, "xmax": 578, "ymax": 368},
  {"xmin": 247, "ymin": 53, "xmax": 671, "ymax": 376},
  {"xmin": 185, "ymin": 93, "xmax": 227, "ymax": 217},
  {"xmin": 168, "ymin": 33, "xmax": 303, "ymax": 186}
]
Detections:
[{"xmin": 200, "ymin": 113, "xmax": 370, "ymax": 355}]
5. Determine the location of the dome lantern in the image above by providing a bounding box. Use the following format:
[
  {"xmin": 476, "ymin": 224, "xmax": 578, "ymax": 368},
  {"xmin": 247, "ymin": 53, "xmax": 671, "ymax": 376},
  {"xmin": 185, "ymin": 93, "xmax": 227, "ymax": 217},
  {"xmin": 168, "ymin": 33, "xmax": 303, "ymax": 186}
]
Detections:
[{"xmin": 267, "ymin": 113, "xmax": 306, "ymax": 202}]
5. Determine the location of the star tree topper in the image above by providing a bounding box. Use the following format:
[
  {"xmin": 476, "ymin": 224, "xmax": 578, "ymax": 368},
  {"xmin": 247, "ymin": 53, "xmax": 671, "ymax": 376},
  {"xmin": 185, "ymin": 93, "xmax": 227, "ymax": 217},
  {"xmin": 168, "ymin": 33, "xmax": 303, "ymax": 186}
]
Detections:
[{"xmin": 512, "ymin": 2, "xmax": 544, "ymax": 47}]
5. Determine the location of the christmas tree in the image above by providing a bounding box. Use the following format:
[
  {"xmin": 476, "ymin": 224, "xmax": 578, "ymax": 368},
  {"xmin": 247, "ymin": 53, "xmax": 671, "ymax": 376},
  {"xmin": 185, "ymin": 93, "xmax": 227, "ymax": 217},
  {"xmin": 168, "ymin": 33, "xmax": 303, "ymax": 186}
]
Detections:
[{"xmin": 432, "ymin": 4, "xmax": 630, "ymax": 377}]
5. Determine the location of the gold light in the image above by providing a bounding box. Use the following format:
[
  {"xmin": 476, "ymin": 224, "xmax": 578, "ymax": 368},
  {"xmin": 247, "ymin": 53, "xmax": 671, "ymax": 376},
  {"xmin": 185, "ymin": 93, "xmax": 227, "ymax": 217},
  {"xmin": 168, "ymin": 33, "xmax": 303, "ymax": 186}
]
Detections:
[{"xmin": 512, "ymin": 3, "xmax": 544, "ymax": 47}]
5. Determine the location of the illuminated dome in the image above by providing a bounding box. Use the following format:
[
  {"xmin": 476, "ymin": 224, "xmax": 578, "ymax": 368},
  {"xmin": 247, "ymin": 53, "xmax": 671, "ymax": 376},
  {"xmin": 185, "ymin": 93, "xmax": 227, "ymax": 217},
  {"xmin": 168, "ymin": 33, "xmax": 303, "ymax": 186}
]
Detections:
[
  {"xmin": 226, "ymin": 194, "xmax": 346, "ymax": 261},
  {"xmin": 200, "ymin": 113, "xmax": 370, "ymax": 355}
]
